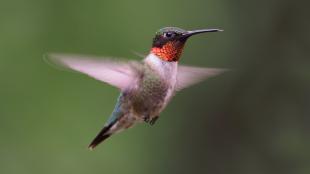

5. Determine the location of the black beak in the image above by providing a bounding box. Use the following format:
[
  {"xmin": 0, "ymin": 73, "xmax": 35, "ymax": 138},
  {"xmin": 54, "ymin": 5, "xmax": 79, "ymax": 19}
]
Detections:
[{"xmin": 181, "ymin": 29, "xmax": 223, "ymax": 40}]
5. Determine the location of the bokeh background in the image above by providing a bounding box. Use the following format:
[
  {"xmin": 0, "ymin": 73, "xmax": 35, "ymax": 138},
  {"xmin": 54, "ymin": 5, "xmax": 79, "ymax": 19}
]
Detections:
[{"xmin": 0, "ymin": 0, "xmax": 309, "ymax": 174}]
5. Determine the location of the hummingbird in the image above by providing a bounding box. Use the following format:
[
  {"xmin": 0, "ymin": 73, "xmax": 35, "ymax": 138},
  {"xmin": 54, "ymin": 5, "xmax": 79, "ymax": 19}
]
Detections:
[{"xmin": 49, "ymin": 27, "xmax": 225, "ymax": 150}]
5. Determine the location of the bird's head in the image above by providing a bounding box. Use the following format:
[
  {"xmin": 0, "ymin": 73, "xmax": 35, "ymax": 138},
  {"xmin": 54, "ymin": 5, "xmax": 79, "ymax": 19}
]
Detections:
[{"xmin": 151, "ymin": 27, "xmax": 222, "ymax": 62}]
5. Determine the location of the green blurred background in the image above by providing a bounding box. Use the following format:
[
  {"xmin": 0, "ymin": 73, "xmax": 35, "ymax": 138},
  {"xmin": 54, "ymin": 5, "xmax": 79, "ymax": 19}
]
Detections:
[{"xmin": 0, "ymin": 0, "xmax": 309, "ymax": 174}]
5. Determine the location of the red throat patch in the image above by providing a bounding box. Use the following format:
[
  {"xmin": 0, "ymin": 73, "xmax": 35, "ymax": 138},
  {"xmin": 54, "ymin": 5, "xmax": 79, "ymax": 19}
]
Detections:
[{"xmin": 151, "ymin": 41, "xmax": 185, "ymax": 62}]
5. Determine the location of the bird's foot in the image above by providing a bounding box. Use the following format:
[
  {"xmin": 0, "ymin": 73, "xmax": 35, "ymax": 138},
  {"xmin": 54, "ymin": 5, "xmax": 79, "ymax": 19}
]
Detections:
[
  {"xmin": 149, "ymin": 116, "xmax": 159, "ymax": 126},
  {"xmin": 143, "ymin": 115, "xmax": 159, "ymax": 125},
  {"xmin": 143, "ymin": 115, "xmax": 151, "ymax": 123}
]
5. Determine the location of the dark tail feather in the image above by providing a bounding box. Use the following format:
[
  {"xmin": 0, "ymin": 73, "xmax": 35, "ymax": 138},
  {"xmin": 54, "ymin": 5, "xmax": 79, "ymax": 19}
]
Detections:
[{"xmin": 88, "ymin": 123, "xmax": 114, "ymax": 150}]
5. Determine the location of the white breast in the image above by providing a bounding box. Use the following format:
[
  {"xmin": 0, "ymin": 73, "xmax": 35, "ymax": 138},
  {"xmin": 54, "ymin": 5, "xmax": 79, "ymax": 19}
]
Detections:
[
  {"xmin": 144, "ymin": 53, "xmax": 178, "ymax": 110},
  {"xmin": 144, "ymin": 53, "xmax": 178, "ymax": 83}
]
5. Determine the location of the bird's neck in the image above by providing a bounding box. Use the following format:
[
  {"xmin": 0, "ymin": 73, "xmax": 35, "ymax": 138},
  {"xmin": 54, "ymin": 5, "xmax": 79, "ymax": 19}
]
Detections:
[{"xmin": 144, "ymin": 53, "xmax": 178, "ymax": 80}]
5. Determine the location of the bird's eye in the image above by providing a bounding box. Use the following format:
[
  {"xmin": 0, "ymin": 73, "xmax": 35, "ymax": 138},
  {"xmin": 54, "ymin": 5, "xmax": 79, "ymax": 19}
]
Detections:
[{"xmin": 163, "ymin": 32, "xmax": 175, "ymax": 38}]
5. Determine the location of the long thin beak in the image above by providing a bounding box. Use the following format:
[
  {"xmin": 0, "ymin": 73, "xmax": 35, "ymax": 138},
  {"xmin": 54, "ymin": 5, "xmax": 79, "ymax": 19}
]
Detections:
[{"xmin": 181, "ymin": 29, "xmax": 223, "ymax": 39}]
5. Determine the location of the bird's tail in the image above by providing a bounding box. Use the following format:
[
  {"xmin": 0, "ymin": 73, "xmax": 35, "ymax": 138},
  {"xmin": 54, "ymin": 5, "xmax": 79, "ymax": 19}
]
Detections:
[
  {"xmin": 88, "ymin": 94, "xmax": 125, "ymax": 150},
  {"xmin": 88, "ymin": 122, "xmax": 116, "ymax": 150}
]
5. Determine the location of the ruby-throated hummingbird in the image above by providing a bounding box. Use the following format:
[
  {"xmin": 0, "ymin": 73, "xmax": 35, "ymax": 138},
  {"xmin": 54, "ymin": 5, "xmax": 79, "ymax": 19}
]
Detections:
[{"xmin": 49, "ymin": 27, "xmax": 225, "ymax": 150}]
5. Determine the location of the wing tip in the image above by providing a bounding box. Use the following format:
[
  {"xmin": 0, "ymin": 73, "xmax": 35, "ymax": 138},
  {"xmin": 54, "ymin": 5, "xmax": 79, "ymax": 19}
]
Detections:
[{"xmin": 43, "ymin": 53, "xmax": 71, "ymax": 71}]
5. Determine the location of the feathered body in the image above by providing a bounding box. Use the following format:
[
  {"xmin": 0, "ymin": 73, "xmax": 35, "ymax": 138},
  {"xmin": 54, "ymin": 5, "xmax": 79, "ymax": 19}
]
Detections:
[
  {"xmin": 89, "ymin": 54, "xmax": 178, "ymax": 147},
  {"xmin": 50, "ymin": 27, "xmax": 225, "ymax": 149}
]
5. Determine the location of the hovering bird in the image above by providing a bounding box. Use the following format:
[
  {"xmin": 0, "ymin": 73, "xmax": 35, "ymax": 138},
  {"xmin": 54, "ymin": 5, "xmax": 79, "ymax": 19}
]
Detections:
[{"xmin": 50, "ymin": 27, "xmax": 225, "ymax": 150}]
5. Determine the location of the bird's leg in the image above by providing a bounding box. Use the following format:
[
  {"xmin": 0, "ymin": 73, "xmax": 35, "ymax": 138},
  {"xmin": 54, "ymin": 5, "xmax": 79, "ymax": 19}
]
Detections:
[
  {"xmin": 149, "ymin": 116, "xmax": 159, "ymax": 125},
  {"xmin": 143, "ymin": 114, "xmax": 151, "ymax": 123}
]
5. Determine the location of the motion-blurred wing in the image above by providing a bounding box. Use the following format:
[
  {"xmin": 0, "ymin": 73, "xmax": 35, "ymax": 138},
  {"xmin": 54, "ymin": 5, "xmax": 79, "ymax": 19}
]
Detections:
[
  {"xmin": 176, "ymin": 65, "xmax": 226, "ymax": 91},
  {"xmin": 48, "ymin": 54, "xmax": 138, "ymax": 90}
]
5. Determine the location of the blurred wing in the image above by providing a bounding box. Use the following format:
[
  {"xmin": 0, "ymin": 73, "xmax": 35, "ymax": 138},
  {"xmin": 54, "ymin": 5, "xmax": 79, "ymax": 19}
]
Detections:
[
  {"xmin": 176, "ymin": 65, "xmax": 227, "ymax": 91},
  {"xmin": 48, "ymin": 54, "xmax": 138, "ymax": 90}
]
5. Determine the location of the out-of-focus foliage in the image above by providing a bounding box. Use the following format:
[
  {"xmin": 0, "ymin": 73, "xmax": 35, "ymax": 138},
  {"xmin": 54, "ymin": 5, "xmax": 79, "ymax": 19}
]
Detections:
[{"xmin": 0, "ymin": 0, "xmax": 309, "ymax": 174}]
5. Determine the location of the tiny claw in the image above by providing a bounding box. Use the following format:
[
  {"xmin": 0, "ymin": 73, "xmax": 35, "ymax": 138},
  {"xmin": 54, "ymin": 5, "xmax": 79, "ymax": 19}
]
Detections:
[
  {"xmin": 149, "ymin": 116, "xmax": 159, "ymax": 125},
  {"xmin": 143, "ymin": 115, "xmax": 150, "ymax": 123}
]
